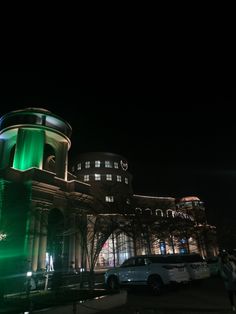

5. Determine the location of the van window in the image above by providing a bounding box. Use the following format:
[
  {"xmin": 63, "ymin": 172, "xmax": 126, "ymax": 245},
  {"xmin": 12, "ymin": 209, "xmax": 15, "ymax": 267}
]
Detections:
[
  {"xmin": 164, "ymin": 255, "xmax": 183, "ymax": 263},
  {"xmin": 181, "ymin": 254, "xmax": 203, "ymax": 263},
  {"xmin": 148, "ymin": 256, "xmax": 167, "ymax": 263}
]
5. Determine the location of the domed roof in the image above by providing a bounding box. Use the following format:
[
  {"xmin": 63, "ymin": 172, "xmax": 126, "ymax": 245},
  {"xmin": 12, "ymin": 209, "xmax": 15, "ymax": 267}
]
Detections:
[
  {"xmin": 12, "ymin": 107, "xmax": 51, "ymax": 114},
  {"xmin": 0, "ymin": 107, "xmax": 72, "ymax": 139},
  {"xmin": 179, "ymin": 196, "xmax": 200, "ymax": 202}
]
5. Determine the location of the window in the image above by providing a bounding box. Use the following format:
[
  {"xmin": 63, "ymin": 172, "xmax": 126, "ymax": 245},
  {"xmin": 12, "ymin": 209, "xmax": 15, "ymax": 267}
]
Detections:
[
  {"xmin": 144, "ymin": 208, "xmax": 152, "ymax": 215},
  {"xmin": 105, "ymin": 160, "xmax": 112, "ymax": 168},
  {"xmin": 95, "ymin": 160, "xmax": 101, "ymax": 167},
  {"xmin": 77, "ymin": 163, "xmax": 81, "ymax": 170},
  {"xmin": 135, "ymin": 208, "xmax": 142, "ymax": 214},
  {"xmin": 114, "ymin": 162, "xmax": 119, "ymax": 169},
  {"xmin": 125, "ymin": 177, "xmax": 128, "ymax": 184},
  {"xmin": 135, "ymin": 257, "xmax": 145, "ymax": 266},
  {"xmin": 84, "ymin": 175, "xmax": 89, "ymax": 182},
  {"xmin": 155, "ymin": 209, "xmax": 163, "ymax": 217},
  {"xmin": 106, "ymin": 174, "xmax": 112, "ymax": 181},
  {"xmin": 159, "ymin": 241, "xmax": 166, "ymax": 255},
  {"xmin": 117, "ymin": 175, "xmax": 122, "ymax": 182},
  {"xmin": 167, "ymin": 210, "xmax": 173, "ymax": 218},
  {"xmin": 122, "ymin": 258, "xmax": 135, "ymax": 267},
  {"xmin": 105, "ymin": 196, "xmax": 114, "ymax": 202},
  {"xmin": 95, "ymin": 173, "xmax": 101, "ymax": 181},
  {"xmin": 85, "ymin": 161, "xmax": 90, "ymax": 168}
]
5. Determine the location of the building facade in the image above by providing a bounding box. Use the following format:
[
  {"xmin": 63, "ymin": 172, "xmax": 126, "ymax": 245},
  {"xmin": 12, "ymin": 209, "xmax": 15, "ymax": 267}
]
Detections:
[
  {"xmin": 0, "ymin": 108, "xmax": 218, "ymax": 292},
  {"xmin": 71, "ymin": 153, "xmax": 218, "ymax": 267}
]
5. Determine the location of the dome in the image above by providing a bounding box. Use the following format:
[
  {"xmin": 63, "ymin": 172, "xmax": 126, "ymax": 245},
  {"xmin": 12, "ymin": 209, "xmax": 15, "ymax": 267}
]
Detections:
[
  {"xmin": 0, "ymin": 107, "xmax": 72, "ymax": 138},
  {"xmin": 179, "ymin": 196, "xmax": 200, "ymax": 202}
]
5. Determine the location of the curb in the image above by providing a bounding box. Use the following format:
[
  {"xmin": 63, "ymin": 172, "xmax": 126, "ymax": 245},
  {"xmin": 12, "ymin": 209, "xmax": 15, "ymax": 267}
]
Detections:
[{"xmin": 34, "ymin": 290, "xmax": 127, "ymax": 314}]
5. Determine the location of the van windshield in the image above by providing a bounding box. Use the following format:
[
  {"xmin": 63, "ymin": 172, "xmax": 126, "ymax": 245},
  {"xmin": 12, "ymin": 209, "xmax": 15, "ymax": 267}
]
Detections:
[{"xmin": 181, "ymin": 254, "xmax": 203, "ymax": 262}]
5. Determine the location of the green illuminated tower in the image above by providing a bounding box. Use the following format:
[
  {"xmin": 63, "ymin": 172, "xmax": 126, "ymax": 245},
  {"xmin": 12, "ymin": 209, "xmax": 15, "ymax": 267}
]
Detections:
[
  {"xmin": 0, "ymin": 108, "xmax": 74, "ymax": 293},
  {"xmin": 0, "ymin": 107, "xmax": 72, "ymax": 178}
]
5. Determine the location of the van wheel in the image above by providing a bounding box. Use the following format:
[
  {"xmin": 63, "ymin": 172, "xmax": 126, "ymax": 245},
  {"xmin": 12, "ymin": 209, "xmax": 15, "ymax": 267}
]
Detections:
[
  {"xmin": 107, "ymin": 276, "xmax": 119, "ymax": 291},
  {"xmin": 147, "ymin": 275, "xmax": 163, "ymax": 295}
]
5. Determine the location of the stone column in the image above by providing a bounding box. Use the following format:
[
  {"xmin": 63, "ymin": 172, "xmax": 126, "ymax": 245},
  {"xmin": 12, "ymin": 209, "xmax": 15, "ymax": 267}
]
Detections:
[
  {"xmin": 23, "ymin": 209, "xmax": 35, "ymax": 271},
  {"xmin": 75, "ymin": 230, "xmax": 80, "ymax": 270},
  {"xmin": 68, "ymin": 214, "xmax": 76, "ymax": 271},
  {"xmin": 32, "ymin": 209, "xmax": 41, "ymax": 272},
  {"xmin": 55, "ymin": 142, "xmax": 68, "ymax": 180},
  {"xmin": 38, "ymin": 210, "xmax": 48, "ymax": 270}
]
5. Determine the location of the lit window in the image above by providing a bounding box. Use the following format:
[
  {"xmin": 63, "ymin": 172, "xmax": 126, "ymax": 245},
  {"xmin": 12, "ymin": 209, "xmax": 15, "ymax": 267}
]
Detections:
[
  {"xmin": 106, "ymin": 174, "xmax": 112, "ymax": 181},
  {"xmin": 155, "ymin": 209, "xmax": 163, "ymax": 217},
  {"xmin": 85, "ymin": 161, "xmax": 90, "ymax": 168},
  {"xmin": 114, "ymin": 162, "xmax": 119, "ymax": 169},
  {"xmin": 95, "ymin": 174, "xmax": 101, "ymax": 181},
  {"xmin": 77, "ymin": 163, "xmax": 81, "ymax": 170},
  {"xmin": 95, "ymin": 160, "xmax": 101, "ymax": 167},
  {"xmin": 105, "ymin": 196, "xmax": 114, "ymax": 202},
  {"xmin": 117, "ymin": 175, "xmax": 122, "ymax": 182},
  {"xmin": 135, "ymin": 208, "xmax": 142, "ymax": 214},
  {"xmin": 145, "ymin": 208, "xmax": 152, "ymax": 215},
  {"xmin": 125, "ymin": 177, "xmax": 128, "ymax": 184},
  {"xmin": 105, "ymin": 161, "xmax": 112, "ymax": 168},
  {"xmin": 84, "ymin": 175, "xmax": 89, "ymax": 182}
]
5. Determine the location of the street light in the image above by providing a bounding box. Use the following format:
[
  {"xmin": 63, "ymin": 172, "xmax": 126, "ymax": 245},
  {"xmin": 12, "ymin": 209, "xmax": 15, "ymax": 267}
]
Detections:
[
  {"xmin": 26, "ymin": 271, "xmax": 32, "ymax": 299},
  {"xmin": 0, "ymin": 233, "xmax": 7, "ymax": 241}
]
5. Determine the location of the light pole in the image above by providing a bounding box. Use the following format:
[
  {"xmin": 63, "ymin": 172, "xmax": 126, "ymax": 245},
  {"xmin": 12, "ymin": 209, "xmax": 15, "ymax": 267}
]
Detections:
[{"xmin": 26, "ymin": 271, "xmax": 32, "ymax": 299}]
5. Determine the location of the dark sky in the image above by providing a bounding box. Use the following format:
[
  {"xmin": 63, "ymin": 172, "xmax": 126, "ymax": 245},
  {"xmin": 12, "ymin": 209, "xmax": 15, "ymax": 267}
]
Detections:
[{"xmin": 0, "ymin": 67, "xmax": 235, "ymax": 229}]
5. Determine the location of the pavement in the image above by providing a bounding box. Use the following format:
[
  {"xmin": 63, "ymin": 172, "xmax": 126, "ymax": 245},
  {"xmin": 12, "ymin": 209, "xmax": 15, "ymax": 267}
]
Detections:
[
  {"xmin": 1, "ymin": 273, "xmax": 235, "ymax": 313},
  {"xmin": 95, "ymin": 276, "xmax": 236, "ymax": 314}
]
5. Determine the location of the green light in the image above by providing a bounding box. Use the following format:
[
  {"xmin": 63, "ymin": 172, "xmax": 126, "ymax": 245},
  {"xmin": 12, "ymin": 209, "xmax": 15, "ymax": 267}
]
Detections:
[{"xmin": 13, "ymin": 128, "xmax": 45, "ymax": 170}]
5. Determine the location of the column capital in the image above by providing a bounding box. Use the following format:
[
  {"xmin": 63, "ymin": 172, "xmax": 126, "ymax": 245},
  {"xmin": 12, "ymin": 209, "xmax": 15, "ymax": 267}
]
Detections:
[{"xmin": 31, "ymin": 201, "xmax": 52, "ymax": 211}]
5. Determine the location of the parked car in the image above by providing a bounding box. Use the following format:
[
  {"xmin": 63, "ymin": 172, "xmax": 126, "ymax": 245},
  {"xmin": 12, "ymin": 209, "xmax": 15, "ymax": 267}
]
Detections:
[
  {"xmin": 168, "ymin": 253, "xmax": 210, "ymax": 280},
  {"xmin": 104, "ymin": 255, "xmax": 190, "ymax": 294}
]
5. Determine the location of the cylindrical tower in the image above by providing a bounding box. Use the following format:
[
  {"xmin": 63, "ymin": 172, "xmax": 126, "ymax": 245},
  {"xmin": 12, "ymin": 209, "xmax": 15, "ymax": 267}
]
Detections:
[
  {"xmin": 71, "ymin": 152, "xmax": 133, "ymax": 211},
  {"xmin": 0, "ymin": 108, "xmax": 72, "ymax": 180}
]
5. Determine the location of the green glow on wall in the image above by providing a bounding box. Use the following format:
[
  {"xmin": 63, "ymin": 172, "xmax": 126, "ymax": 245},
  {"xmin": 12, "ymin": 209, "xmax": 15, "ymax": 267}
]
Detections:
[
  {"xmin": 13, "ymin": 128, "xmax": 45, "ymax": 170},
  {"xmin": 0, "ymin": 179, "xmax": 4, "ymax": 223},
  {"xmin": 0, "ymin": 180, "xmax": 32, "ymax": 281}
]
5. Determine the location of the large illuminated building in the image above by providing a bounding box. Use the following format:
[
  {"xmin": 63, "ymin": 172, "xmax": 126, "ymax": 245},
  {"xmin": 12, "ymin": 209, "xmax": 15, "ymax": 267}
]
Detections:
[{"xmin": 0, "ymin": 108, "xmax": 218, "ymax": 292}]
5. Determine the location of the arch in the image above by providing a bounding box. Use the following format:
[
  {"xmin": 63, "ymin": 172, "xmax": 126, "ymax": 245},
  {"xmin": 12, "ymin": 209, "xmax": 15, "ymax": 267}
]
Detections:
[
  {"xmin": 155, "ymin": 209, "xmax": 163, "ymax": 217},
  {"xmin": 9, "ymin": 144, "xmax": 16, "ymax": 167},
  {"xmin": 135, "ymin": 207, "xmax": 142, "ymax": 214},
  {"xmin": 166, "ymin": 209, "xmax": 173, "ymax": 218},
  {"xmin": 144, "ymin": 208, "xmax": 152, "ymax": 215},
  {"xmin": 43, "ymin": 144, "xmax": 56, "ymax": 172},
  {"xmin": 45, "ymin": 131, "xmax": 69, "ymax": 180}
]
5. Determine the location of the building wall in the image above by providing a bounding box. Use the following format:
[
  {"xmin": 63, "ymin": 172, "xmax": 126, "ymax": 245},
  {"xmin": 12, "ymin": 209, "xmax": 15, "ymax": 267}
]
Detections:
[{"xmin": 0, "ymin": 109, "xmax": 218, "ymax": 290}]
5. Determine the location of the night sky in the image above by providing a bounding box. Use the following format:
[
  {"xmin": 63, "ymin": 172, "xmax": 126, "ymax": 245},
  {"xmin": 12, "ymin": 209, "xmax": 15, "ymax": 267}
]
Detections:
[{"xmin": 0, "ymin": 67, "xmax": 235, "ymax": 233}]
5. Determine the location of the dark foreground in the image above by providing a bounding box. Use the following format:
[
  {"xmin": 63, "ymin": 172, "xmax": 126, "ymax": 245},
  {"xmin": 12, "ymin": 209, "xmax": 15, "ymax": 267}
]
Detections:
[{"xmin": 97, "ymin": 276, "xmax": 234, "ymax": 314}]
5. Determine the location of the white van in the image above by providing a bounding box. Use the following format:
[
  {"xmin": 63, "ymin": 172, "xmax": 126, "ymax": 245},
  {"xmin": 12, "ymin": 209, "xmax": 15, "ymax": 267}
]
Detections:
[
  {"xmin": 168, "ymin": 253, "xmax": 210, "ymax": 280},
  {"xmin": 105, "ymin": 254, "xmax": 190, "ymax": 294}
]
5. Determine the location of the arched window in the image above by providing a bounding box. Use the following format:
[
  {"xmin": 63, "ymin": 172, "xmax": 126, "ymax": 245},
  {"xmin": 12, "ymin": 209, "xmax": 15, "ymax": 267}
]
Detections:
[
  {"xmin": 155, "ymin": 209, "xmax": 163, "ymax": 217},
  {"xmin": 9, "ymin": 144, "xmax": 16, "ymax": 167},
  {"xmin": 43, "ymin": 144, "xmax": 56, "ymax": 172},
  {"xmin": 167, "ymin": 209, "xmax": 173, "ymax": 218},
  {"xmin": 135, "ymin": 208, "xmax": 142, "ymax": 214},
  {"xmin": 144, "ymin": 208, "xmax": 152, "ymax": 215}
]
